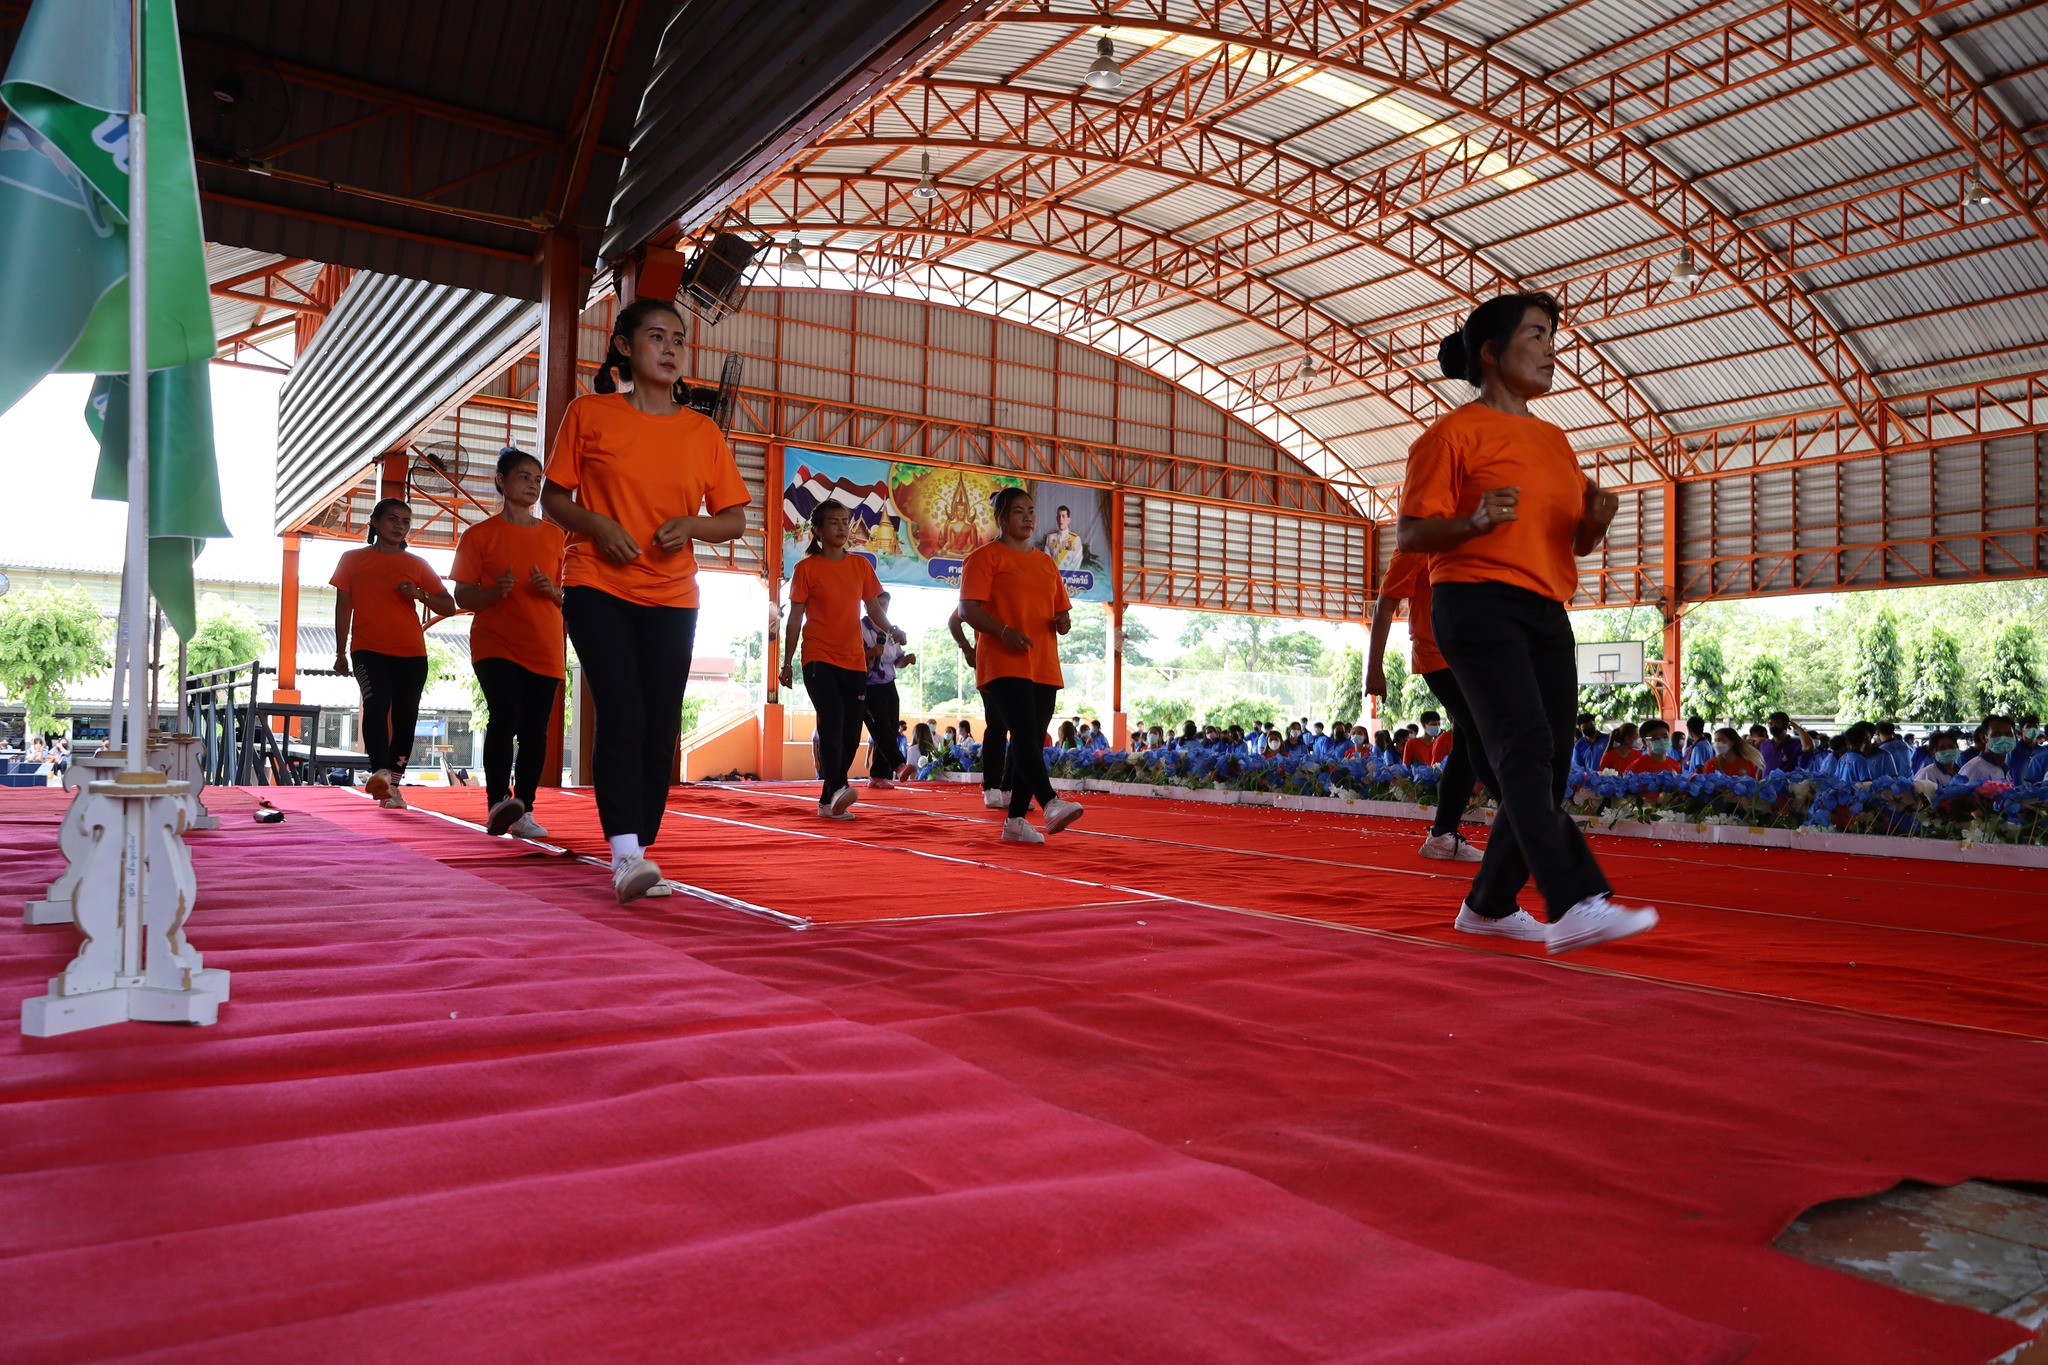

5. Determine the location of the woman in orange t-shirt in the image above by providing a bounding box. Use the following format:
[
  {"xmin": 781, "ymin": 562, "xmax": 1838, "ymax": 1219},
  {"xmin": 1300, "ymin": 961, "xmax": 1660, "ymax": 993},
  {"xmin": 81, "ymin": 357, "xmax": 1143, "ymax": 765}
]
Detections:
[
  {"xmin": 779, "ymin": 501, "xmax": 895, "ymax": 821},
  {"xmin": 1396, "ymin": 292, "xmax": 1656, "ymax": 954},
  {"xmin": 1367, "ymin": 547, "xmax": 1496, "ymax": 863},
  {"xmin": 330, "ymin": 498, "xmax": 458, "ymax": 808},
  {"xmin": 959, "ymin": 487, "xmax": 1082, "ymax": 844},
  {"xmin": 453, "ymin": 447, "xmax": 566, "ymax": 839},
  {"xmin": 541, "ymin": 298, "xmax": 752, "ymax": 904}
]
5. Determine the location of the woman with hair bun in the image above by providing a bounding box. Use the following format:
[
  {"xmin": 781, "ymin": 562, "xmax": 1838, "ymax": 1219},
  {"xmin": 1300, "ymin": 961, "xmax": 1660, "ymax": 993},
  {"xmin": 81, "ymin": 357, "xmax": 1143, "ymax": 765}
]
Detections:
[
  {"xmin": 541, "ymin": 297, "xmax": 751, "ymax": 903},
  {"xmin": 1397, "ymin": 293, "xmax": 1656, "ymax": 953},
  {"xmin": 331, "ymin": 498, "xmax": 458, "ymax": 808},
  {"xmin": 453, "ymin": 446, "xmax": 567, "ymax": 839}
]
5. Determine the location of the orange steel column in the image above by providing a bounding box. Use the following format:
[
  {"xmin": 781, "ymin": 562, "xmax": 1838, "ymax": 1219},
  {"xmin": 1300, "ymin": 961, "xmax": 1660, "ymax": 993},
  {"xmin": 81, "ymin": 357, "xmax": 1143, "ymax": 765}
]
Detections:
[
  {"xmin": 1109, "ymin": 487, "xmax": 1127, "ymax": 749},
  {"xmin": 538, "ymin": 229, "xmax": 582, "ymax": 786},
  {"xmin": 758, "ymin": 442, "xmax": 786, "ymax": 779},
  {"xmin": 1661, "ymin": 480, "xmax": 1683, "ymax": 721},
  {"xmin": 273, "ymin": 534, "xmax": 302, "ymax": 713}
]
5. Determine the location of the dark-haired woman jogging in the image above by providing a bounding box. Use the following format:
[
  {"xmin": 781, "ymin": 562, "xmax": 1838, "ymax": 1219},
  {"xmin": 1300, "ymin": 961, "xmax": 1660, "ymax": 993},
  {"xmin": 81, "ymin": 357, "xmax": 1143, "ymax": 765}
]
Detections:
[
  {"xmin": 454, "ymin": 446, "xmax": 566, "ymax": 839},
  {"xmin": 959, "ymin": 488, "xmax": 1082, "ymax": 843},
  {"xmin": 331, "ymin": 498, "xmax": 457, "ymax": 809},
  {"xmin": 542, "ymin": 298, "xmax": 751, "ymax": 903},
  {"xmin": 1397, "ymin": 292, "xmax": 1656, "ymax": 954},
  {"xmin": 780, "ymin": 501, "xmax": 896, "ymax": 821}
]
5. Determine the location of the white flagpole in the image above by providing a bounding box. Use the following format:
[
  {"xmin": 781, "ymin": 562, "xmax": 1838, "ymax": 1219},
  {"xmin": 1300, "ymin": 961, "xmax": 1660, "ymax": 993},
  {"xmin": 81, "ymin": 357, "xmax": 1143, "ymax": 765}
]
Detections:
[{"xmin": 122, "ymin": 0, "xmax": 148, "ymax": 777}]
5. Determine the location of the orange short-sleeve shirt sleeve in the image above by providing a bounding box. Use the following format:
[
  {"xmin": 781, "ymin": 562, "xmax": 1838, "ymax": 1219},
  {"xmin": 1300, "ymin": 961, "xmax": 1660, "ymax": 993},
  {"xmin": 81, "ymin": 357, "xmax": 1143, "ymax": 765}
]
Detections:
[
  {"xmin": 1398, "ymin": 404, "xmax": 1593, "ymax": 604},
  {"xmin": 790, "ymin": 552, "xmax": 882, "ymax": 674},
  {"xmin": 331, "ymin": 547, "xmax": 441, "ymax": 657},
  {"xmin": 546, "ymin": 393, "xmax": 752, "ymax": 609},
  {"xmin": 961, "ymin": 542, "xmax": 1070, "ymax": 688},
  {"xmin": 1380, "ymin": 549, "xmax": 1447, "ymax": 674},
  {"xmin": 453, "ymin": 516, "xmax": 567, "ymax": 677}
]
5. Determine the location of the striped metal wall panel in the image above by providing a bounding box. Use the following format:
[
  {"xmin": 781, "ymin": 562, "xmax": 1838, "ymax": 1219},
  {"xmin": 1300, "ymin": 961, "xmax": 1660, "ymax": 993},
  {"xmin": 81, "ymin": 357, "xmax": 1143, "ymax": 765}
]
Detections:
[
  {"xmin": 1124, "ymin": 496, "xmax": 1373, "ymax": 621},
  {"xmin": 276, "ymin": 274, "xmax": 537, "ymax": 534}
]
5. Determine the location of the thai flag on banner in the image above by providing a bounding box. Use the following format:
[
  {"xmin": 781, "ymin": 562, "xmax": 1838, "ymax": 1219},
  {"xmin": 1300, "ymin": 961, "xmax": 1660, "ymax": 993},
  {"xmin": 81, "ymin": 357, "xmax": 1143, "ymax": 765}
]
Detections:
[{"xmin": 782, "ymin": 462, "xmax": 892, "ymax": 533}]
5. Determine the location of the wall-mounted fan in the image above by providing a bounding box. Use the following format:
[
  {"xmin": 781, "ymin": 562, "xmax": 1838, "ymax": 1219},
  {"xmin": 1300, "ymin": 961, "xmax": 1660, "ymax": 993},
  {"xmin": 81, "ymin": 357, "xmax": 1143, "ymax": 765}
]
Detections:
[
  {"xmin": 184, "ymin": 39, "xmax": 291, "ymax": 165},
  {"xmin": 683, "ymin": 353, "xmax": 744, "ymax": 435}
]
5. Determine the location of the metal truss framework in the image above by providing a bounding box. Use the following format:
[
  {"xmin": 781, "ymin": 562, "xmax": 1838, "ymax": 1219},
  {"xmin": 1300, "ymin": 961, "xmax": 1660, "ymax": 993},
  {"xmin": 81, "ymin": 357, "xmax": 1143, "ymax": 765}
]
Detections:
[{"xmin": 208, "ymin": 261, "xmax": 352, "ymax": 372}]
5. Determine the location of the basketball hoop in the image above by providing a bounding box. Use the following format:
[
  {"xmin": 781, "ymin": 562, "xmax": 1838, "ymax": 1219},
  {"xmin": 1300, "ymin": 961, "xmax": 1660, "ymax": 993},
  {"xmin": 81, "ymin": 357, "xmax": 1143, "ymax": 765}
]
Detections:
[{"xmin": 1593, "ymin": 670, "xmax": 1618, "ymax": 690}]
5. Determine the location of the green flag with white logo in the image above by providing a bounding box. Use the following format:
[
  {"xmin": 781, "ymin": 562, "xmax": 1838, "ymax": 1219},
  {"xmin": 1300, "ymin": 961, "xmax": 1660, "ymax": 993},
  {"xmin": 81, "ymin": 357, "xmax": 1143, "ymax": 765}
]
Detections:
[{"xmin": 0, "ymin": 0, "xmax": 226, "ymax": 637}]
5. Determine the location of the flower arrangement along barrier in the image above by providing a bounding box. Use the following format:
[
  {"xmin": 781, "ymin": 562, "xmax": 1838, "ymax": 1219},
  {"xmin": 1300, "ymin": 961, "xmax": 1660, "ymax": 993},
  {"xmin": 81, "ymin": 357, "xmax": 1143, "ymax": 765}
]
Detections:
[{"xmin": 916, "ymin": 746, "xmax": 2048, "ymax": 847}]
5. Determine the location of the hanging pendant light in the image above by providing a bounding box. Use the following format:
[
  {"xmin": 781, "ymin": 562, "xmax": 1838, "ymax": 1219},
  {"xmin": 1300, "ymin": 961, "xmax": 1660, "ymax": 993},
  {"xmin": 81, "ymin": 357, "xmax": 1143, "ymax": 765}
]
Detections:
[
  {"xmin": 1667, "ymin": 247, "xmax": 1702, "ymax": 282},
  {"xmin": 1295, "ymin": 353, "xmax": 1320, "ymax": 385},
  {"xmin": 914, "ymin": 151, "xmax": 938, "ymax": 200},
  {"xmin": 1964, "ymin": 177, "xmax": 1997, "ymax": 209},
  {"xmin": 780, "ymin": 236, "xmax": 808, "ymax": 273},
  {"xmin": 1086, "ymin": 35, "xmax": 1123, "ymax": 91}
]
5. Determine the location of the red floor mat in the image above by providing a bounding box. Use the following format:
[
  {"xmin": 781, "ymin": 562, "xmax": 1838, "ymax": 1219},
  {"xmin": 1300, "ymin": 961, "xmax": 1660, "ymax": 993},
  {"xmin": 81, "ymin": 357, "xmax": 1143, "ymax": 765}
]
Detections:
[{"xmin": 0, "ymin": 792, "xmax": 1744, "ymax": 1364}]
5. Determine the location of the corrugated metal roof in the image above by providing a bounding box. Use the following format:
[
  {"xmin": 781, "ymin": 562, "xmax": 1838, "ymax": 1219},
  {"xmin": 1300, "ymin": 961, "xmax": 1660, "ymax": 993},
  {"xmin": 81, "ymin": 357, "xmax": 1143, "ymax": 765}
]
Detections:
[{"xmin": 276, "ymin": 273, "xmax": 538, "ymax": 534}]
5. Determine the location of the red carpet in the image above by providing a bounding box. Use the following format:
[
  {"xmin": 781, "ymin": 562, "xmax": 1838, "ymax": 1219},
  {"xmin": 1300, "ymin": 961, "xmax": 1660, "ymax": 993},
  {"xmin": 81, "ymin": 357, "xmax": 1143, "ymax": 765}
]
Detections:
[
  {"xmin": 1, "ymin": 790, "xmax": 1746, "ymax": 1364},
  {"xmin": 399, "ymin": 781, "xmax": 2048, "ymax": 1040},
  {"xmin": 333, "ymin": 783, "xmax": 2046, "ymax": 1363}
]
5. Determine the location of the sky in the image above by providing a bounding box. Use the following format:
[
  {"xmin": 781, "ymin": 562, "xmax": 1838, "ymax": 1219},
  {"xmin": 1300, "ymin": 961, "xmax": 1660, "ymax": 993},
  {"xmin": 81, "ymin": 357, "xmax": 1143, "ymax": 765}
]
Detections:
[{"xmin": 0, "ymin": 366, "xmax": 1826, "ymax": 664}]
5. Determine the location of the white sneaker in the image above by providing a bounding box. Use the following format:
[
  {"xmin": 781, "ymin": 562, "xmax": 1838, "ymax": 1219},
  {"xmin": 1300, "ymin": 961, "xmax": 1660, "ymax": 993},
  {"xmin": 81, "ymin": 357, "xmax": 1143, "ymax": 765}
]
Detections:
[
  {"xmin": 364, "ymin": 768, "xmax": 396, "ymax": 801},
  {"xmin": 817, "ymin": 801, "xmax": 855, "ymax": 822},
  {"xmin": 1042, "ymin": 797, "xmax": 1085, "ymax": 836},
  {"xmin": 830, "ymin": 785, "xmax": 858, "ymax": 818},
  {"xmin": 1454, "ymin": 904, "xmax": 1549, "ymax": 942},
  {"xmin": 507, "ymin": 813, "xmax": 549, "ymax": 839},
  {"xmin": 1001, "ymin": 817, "xmax": 1045, "ymax": 844},
  {"xmin": 486, "ymin": 797, "xmax": 524, "ymax": 836},
  {"xmin": 613, "ymin": 855, "xmax": 664, "ymax": 904},
  {"xmin": 983, "ymin": 788, "xmax": 1009, "ymax": 810},
  {"xmin": 1420, "ymin": 832, "xmax": 1483, "ymax": 862},
  {"xmin": 1548, "ymin": 895, "xmax": 1659, "ymax": 955}
]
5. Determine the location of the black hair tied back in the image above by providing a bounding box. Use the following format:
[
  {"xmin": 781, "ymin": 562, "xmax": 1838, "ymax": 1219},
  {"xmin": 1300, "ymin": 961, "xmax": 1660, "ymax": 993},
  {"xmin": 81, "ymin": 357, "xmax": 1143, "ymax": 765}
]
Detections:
[
  {"xmin": 1437, "ymin": 292, "xmax": 1563, "ymax": 388},
  {"xmin": 1436, "ymin": 331, "xmax": 1469, "ymax": 384},
  {"xmin": 596, "ymin": 296, "xmax": 692, "ymax": 403}
]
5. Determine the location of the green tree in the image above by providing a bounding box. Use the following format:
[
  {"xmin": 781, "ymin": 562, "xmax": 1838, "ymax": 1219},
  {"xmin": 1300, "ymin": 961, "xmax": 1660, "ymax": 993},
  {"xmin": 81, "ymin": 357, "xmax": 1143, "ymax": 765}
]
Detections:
[
  {"xmin": 1201, "ymin": 693, "xmax": 1271, "ymax": 732},
  {"xmin": 0, "ymin": 587, "xmax": 111, "ymax": 736},
  {"xmin": 1977, "ymin": 621, "xmax": 2045, "ymax": 719},
  {"xmin": 1680, "ymin": 634, "xmax": 1728, "ymax": 723},
  {"xmin": 1903, "ymin": 624, "xmax": 1967, "ymax": 723},
  {"xmin": 424, "ymin": 638, "xmax": 463, "ymax": 691},
  {"xmin": 1130, "ymin": 691, "xmax": 1196, "ymax": 732},
  {"xmin": 1332, "ymin": 646, "xmax": 1363, "ymax": 725},
  {"xmin": 181, "ymin": 594, "xmax": 267, "ymax": 677},
  {"xmin": 1177, "ymin": 613, "xmax": 1269, "ymax": 671},
  {"xmin": 1725, "ymin": 654, "xmax": 1786, "ymax": 724},
  {"xmin": 1267, "ymin": 629, "xmax": 1325, "ymax": 674},
  {"xmin": 1379, "ymin": 649, "xmax": 1414, "ymax": 724},
  {"xmin": 1118, "ymin": 611, "xmax": 1154, "ymax": 666},
  {"xmin": 1836, "ymin": 606, "xmax": 1904, "ymax": 721},
  {"xmin": 729, "ymin": 629, "xmax": 762, "ymax": 688}
]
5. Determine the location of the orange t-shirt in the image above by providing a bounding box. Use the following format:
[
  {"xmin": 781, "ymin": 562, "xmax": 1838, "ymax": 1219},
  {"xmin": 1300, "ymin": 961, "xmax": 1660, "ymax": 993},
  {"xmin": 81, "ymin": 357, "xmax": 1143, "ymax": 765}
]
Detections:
[
  {"xmin": 452, "ymin": 515, "xmax": 567, "ymax": 678},
  {"xmin": 1379, "ymin": 550, "xmax": 1447, "ymax": 673},
  {"xmin": 1398, "ymin": 403, "xmax": 1593, "ymax": 604},
  {"xmin": 545, "ymin": 392, "xmax": 751, "ymax": 609},
  {"xmin": 330, "ymin": 547, "xmax": 443, "ymax": 657},
  {"xmin": 960, "ymin": 541, "xmax": 1072, "ymax": 688},
  {"xmin": 789, "ymin": 552, "xmax": 882, "ymax": 674},
  {"xmin": 1632, "ymin": 752, "xmax": 1682, "ymax": 774},
  {"xmin": 1707, "ymin": 754, "xmax": 1760, "ymax": 779},
  {"xmin": 1402, "ymin": 732, "xmax": 1454, "ymax": 765}
]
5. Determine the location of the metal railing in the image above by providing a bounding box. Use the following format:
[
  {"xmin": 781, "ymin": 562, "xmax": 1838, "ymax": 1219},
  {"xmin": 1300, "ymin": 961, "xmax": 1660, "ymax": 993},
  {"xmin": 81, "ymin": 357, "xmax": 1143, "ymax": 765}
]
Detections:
[{"xmin": 181, "ymin": 658, "xmax": 266, "ymax": 787}]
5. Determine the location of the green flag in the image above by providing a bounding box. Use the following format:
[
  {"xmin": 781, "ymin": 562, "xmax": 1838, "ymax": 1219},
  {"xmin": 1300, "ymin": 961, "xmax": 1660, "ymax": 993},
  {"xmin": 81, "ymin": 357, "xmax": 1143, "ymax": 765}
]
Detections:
[{"xmin": 0, "ymin": 0, "xmax": 226, "ymax": 634}]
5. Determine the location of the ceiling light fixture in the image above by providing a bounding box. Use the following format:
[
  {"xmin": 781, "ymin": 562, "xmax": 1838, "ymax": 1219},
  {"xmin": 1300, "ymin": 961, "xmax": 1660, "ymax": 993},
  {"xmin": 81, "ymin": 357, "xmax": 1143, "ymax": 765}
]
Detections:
[
  {"xmin": 780, "ymin": 237, "xmax": 808, "ymax": 273},
  {"xmin": 1295, "ymin": 353, "xmax": 1320, "ymax": 384},
  {"xmin": 914, "ymin": 151, "xmax": 938, "ymax": 199},
  {"xmin": 1667, "ymin": 247, "xmax": 1702, "ymax": 283},
  {"xmin": 1086, "ymin": 34, "xmax": 1123, "ymax": 91},
  {"xmin": 1964, "ymin": 177, "xmax": 1997, "ymax": 209}
]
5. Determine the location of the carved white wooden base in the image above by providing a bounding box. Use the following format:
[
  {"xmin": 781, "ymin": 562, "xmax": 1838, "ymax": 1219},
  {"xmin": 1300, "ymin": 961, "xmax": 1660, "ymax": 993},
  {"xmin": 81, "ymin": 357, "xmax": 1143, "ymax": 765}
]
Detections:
[
  {"xmin": 151, "ymin": 734, "xmax": 216, "ymax": 830},
  {"xmin": 21, "ymin": 774, "xmax": 230, "ymax": 1038},
  {"xmin": 24, "ymin": 751, "xmax": 130, "ymax": 927}
]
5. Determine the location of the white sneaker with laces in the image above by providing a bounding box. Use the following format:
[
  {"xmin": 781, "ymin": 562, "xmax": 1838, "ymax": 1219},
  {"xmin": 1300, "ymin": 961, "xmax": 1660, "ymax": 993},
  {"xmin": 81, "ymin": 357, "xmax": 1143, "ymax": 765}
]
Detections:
[
  {"xmin": 1548, "ymin": 895, "xmax": 1659, "ymax": 955},
  {"xmin": 830, "ymin": 785, "xmax": 858, "ymax": 818},
  {"xmin": 1001, "ymin": 817, "xmax": 1045, "ymax": 844},
  {"xmin": 817, "ymin": 801, "xmax": 855, "ymax": 822},
  {"xmin": 1420, "ymin": 832, "xmax": 1483, "ymax": 862},
  {"xmin": 613, "ymin": 855, "xmax": 663, "ymax": 904},
  {"xmin": 1042, "ymin": 797, "xmax": 1085, "ymax": 836},
  {"xmin": 983, "ymin": 788, "xmax": 1009, "ymax": 810},
  {"xmin": 507, "ymin": 813, "xmax": 549, "ymax": 839},
  {"xmin": 1454, "ymin": 904, "xmax": 1549, "ymax": 942},
  {"xmin": 486, "ymin": 797, "xmax": 524, "ymax": 836}
]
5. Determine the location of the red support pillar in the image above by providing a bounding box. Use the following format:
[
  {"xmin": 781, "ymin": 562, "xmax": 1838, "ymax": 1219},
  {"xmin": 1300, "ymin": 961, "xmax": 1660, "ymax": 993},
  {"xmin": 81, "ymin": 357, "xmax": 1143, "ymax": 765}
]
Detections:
[
  {"xmin": 759, "ymin": 441, "xmax": 786, "ymax": 779},
  {"xmin": 1660, "ymin": 480, "xmax": 1683, "ymax": 721},
  {"xmin": 379, "ymin": 450, "xmax": 408, "ymax": 502},
  {"xmin": 274, "ymin": 533, "xmax": 302, "ymax": 711},
  {"xmin": 1109, "ymin": 487, "xmax": 1128, "ymax": 748},
  {"xmin": 537, "ymin": 229, "xmax": 582, "ymax": 786}
]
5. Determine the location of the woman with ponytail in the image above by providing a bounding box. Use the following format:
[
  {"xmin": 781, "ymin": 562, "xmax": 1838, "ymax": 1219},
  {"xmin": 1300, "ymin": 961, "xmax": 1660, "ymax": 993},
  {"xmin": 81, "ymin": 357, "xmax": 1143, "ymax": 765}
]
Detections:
[
  {"xmin": 959, "ymin": 487, "xmax": 1083, "ymax": 843},
  {"xmin": 778, "ymin": 500, "xmax": 897, "ymax": 820},
  {"xmin": 1396, "ymin": 293, "xmax": 1656, "ymax": 954},
  {"xmin": 541, "ymin": 298, "xmax": 751, "ymax": 903},
  {"xmin": 331, "ymin": 498, "xmax": 458, "ymax": 808},
  {"xmin": 453, "ymin": 446, "xmax": 566, "ymax": 838}
]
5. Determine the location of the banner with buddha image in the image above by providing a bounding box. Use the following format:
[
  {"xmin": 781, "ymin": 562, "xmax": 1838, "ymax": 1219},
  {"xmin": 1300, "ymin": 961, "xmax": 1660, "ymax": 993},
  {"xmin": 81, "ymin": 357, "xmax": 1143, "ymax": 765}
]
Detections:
[{"xmin": 779, "ymin": 447, "xmax": 1113, "ymax": 602}]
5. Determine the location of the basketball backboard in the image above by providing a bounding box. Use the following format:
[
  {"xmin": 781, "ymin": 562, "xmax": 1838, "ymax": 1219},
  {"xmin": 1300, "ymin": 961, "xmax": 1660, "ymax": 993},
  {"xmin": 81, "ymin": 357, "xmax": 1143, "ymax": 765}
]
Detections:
[{"xmin": 1575, "ymin": 639, "xmax": 1646, "ymax": 686}]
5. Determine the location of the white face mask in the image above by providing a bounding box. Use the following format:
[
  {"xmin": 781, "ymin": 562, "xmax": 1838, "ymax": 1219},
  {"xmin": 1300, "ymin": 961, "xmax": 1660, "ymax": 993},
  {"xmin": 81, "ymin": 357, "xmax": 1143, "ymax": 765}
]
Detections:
[
  {"xmin": 1714, "ymin": 740, "xmax": 1731, "ymax": 756},
  {"xmin": 1424, "ymin": 725, "xmax": 1441, "ymax": 738}
]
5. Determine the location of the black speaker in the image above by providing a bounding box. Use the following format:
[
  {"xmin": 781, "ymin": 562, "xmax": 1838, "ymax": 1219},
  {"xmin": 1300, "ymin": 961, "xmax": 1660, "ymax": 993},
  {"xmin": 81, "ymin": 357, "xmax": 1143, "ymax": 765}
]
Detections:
[{"xmin": 679, "ymin": 233, "xmax": 758, "ymax": 323}]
